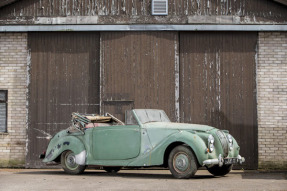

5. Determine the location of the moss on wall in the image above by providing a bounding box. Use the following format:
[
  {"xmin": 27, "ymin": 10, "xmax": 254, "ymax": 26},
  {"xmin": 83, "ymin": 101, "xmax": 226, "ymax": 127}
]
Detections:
[
  {"xmin": 0, "ymin": 159, "xmax": 25, "ymax": 168},
  {"xmin": 259, "ymin": 161, "xmax": 287, "ymax": 170}
]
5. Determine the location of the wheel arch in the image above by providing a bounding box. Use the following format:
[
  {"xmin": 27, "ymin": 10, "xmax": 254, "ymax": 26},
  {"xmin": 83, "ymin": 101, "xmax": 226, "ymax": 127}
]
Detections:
[
  {"xmin": 43, "ymin": 136, "xmax": 86, "ymax": 163},
  {"xmin": 163, "ymin": 142, "xmax": 185, "ymax": 167}
]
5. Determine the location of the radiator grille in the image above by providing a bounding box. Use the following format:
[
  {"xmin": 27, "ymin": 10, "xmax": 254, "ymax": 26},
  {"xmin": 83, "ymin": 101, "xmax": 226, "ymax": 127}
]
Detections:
[
  {"xmin": 216, "ymin": 130, "xmax": 229, "ymax": 158},
  {"xmin": 152, "ymin": 0, "xmax": 168, "ymax": 15}
]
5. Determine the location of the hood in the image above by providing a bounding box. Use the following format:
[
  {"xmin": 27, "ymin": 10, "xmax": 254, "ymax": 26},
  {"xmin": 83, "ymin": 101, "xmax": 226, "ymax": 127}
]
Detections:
[{"xmin": 143, "ymin": 122, "xmax": 215, "ymax": 132}]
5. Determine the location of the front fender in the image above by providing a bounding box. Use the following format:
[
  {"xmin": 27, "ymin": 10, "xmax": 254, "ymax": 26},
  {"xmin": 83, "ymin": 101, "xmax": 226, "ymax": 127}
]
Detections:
[
  {"xmin": 161, "ymin": 131, "xmax": 208, "ymax": 166},
  {"xmin": 43, "ymin": 135, "xmax": 86, "ymax": 163},
  {"xmin": 128, "ymin": 131, "xmax": 208, "ymax": 166}
]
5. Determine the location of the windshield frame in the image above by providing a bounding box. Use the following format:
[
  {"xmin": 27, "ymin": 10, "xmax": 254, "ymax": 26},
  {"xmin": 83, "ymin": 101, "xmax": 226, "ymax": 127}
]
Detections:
[{"xmin": 133, "ymin": 109, "xmax": 170, "ymax": 125}]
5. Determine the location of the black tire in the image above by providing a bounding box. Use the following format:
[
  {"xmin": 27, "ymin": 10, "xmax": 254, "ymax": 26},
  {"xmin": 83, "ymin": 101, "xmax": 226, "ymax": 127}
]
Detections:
[
  {"xmin": 103, "ymin": 167, "xmax": 121, "ymax": 173},
  {"xmin": 207, "ymin": 164, "xmax": 233, "ymax": 176},
  {"xmin": 61, "ymin": 150, "xmax": 86, "ymax": 175},
  {"xmin": 168, "ymin": 145, "xmax": 198, "ymax": 179}
]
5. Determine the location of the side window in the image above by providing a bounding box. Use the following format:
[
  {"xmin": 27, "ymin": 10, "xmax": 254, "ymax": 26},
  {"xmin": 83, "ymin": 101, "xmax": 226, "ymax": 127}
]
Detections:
[
  {"xmin": 0, "ymin": 90, "xmax": 7, "ymax": 133},
  {"xmin": 125, "ymin": 110, "xmax": 138, "ymax": 125}
]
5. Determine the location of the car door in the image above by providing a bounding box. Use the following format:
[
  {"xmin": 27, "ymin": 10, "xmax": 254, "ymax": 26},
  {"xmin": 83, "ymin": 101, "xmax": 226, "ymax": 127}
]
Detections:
[{"xmin": 92, "ymin": 124, "xmax": 141, "ymax": 160}]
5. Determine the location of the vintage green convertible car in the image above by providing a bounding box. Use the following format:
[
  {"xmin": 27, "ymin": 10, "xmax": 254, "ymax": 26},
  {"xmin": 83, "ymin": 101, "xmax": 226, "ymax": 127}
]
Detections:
[{"xmin": 40, "ymin": 109, "xmax": 245, "ymax": 179}]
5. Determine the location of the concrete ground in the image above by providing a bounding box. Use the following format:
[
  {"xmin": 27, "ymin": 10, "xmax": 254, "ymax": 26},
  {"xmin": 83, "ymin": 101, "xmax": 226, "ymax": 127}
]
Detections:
[{"xmin": 0, "ymin": 169, "xmax": 286, "ymax": 191}]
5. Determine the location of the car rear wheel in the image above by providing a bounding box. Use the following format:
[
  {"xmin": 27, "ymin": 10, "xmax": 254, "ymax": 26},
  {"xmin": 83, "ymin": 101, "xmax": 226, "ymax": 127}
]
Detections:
[
  {"xmin": 168, "ymin": 145, "xmax": 198, "ymax": 179},
  {"xmin": 61, "ymin": 150, "xmax": 86, "ymax": 175},
  {"xmin": 103, "ymin": 167, "xmax": 121, "ymax": 173},
  {"xmin": 207, "ymin": 164, "xmax": 233, "ymax": 176}
]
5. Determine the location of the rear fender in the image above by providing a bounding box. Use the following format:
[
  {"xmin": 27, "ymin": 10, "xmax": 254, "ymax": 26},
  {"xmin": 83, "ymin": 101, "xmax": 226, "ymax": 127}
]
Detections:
[{"xmin": 43, "ymin": 136, "xmax": 86, "ymax": 164}]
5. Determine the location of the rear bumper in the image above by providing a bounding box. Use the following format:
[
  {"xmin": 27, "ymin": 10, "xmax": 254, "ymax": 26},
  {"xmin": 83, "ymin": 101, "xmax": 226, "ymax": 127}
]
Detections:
[{"xmin": 203, "ymin": 154, "xmax": 245, "ymax": 167}]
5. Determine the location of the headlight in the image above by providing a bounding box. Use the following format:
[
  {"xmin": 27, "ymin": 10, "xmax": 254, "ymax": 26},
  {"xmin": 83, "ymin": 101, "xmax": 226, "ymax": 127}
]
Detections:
[
  {"xmin": 209, "ymin": 144, "xmax": 214, "ymax": 152},
  {"xmin": 208, "ymin": 135, "xmax": 215, "ymax": 153},
  {"xmin": 208, "ymin": 135, "xmax": 214, "ymax": 143},
  {"xmin": 227, "ymin": 134, "xmax": 233, "ymax": 150}
]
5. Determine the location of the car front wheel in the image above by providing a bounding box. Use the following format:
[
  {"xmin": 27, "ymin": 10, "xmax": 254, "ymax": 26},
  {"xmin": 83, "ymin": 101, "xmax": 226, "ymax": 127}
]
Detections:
[
  {"xmin": 168, "ymin": 145, "xmax": 198, "ymax": 179},
  {"xmin": 207, "ymin": 164, "xmax": 233, "ymax": 176},
  {"xmin": 61, "ymin": 150, "xmax": 86, "ymax": 175}
]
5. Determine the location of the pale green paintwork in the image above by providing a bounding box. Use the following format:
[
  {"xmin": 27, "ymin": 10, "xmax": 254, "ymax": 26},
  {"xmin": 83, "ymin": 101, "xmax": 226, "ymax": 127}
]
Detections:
[
  {"xmin": 43, "ymin": 130, "xmax": 85, "ymax": 163},
  {"xmin": 92, "ymin": 125, "xmax": 141, "ymax": 160},
  {"xmin": 43, "ymin": 109, "xmax": 241, "ymax": 167}
]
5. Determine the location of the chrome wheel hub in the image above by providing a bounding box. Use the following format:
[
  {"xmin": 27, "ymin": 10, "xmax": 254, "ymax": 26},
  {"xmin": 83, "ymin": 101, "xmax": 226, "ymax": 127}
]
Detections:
[
  {"xmin": 174, "ymin": 153, "xmax": 189, "ymax": 172},
  {"xmin": 66, "ymin": 153, "xmax": 77, "ymax": 169}
]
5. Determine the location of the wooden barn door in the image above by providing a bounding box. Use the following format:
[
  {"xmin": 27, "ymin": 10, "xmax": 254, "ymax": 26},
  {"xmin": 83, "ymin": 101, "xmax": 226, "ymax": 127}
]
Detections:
[
  {"xmin": 27, "ymin": 32, "xmax": 100, "ymax": 168},
  {"xmin": 100, "ymin": 32, "xmax": 179, "ymax": 122},
  {"xmin": 179, "ymin": 32, "xmax": 258, "ymax": 169}
]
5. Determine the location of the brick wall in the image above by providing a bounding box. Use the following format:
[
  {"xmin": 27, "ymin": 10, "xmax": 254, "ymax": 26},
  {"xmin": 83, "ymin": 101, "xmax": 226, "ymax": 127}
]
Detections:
[
  {"xmin": 257, "ymin": 32, "xmax": 287, "ymax": 169},
  {"xmin": 0, "ymin": 33, "xmax": 27, "ymax": 167}
]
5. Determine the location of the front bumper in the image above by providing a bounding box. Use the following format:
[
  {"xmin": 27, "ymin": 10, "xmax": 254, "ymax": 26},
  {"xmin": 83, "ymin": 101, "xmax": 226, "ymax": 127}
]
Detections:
[{"xmin": 203, "ymin": 154, "xmax": 245, "ymax": 167}]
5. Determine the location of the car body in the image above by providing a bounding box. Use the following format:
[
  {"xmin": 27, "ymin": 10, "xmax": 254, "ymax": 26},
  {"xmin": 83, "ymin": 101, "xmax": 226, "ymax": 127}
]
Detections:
[{"xmin": 41, "ymin": 109, "xmax": 245, "ymax": 178}]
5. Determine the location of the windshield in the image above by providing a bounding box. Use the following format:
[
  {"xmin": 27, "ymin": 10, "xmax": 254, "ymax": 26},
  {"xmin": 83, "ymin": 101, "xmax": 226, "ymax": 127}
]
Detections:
[{"xmin": 134, "ymin": 109, "xmax": 170, "ymax": 124}]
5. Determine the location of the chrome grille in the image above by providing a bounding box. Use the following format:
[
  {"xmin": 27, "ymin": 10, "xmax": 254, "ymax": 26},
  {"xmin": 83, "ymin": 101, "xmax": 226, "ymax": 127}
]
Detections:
[{"xmin": 216, "ymin": 130, "xmax": 229, "ymax": 157}]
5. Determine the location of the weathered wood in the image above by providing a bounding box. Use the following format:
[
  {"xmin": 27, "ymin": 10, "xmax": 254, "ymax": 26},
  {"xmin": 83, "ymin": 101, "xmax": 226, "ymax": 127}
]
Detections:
[
  {"xmin": 101, "ymin": 32, "xmax": 178, "ymax": 122},
  {"xmin": 27, "ymin": 32, "xmax": 100, "ymax": 168},
  {"xmin": 179, "ymin": 32, "xmax": 258, "ymax": 169},
  {"xmin": 0, "ymin": 0, "xmax": 286, "ymax": 24}
]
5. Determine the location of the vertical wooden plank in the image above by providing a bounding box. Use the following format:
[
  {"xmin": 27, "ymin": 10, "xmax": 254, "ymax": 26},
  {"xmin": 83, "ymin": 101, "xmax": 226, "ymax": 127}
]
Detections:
[
  {"xmin": 101, "ymin": 32, "xmax": 178, "ymax": 122},
  {"xmin": 179, "ymin": 31, "xmax": 258, "ymax": 169},
  {"xmin": 27, "ymin": 32, "xmax": 100, "ymax": 167},
  {"xmin": 1, "ymin": 0, "xmax": 287, "ymax": 23}
]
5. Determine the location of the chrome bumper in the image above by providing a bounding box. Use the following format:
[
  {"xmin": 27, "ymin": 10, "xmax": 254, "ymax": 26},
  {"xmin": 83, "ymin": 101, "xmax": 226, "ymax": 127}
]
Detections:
[{"xmin": 203, "ymin": 154, "xmax": 245, "ymax": 167}]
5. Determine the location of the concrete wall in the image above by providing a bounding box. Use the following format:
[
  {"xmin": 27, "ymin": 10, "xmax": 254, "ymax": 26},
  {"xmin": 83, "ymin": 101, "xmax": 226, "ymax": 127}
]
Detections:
[
  {"xmin": 0, "ymin": 33, "xmax": 27, "ymax": 167},
  {"xmin": 257, "ymin": 32, "xmax": 287, "ymax": 169}
]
